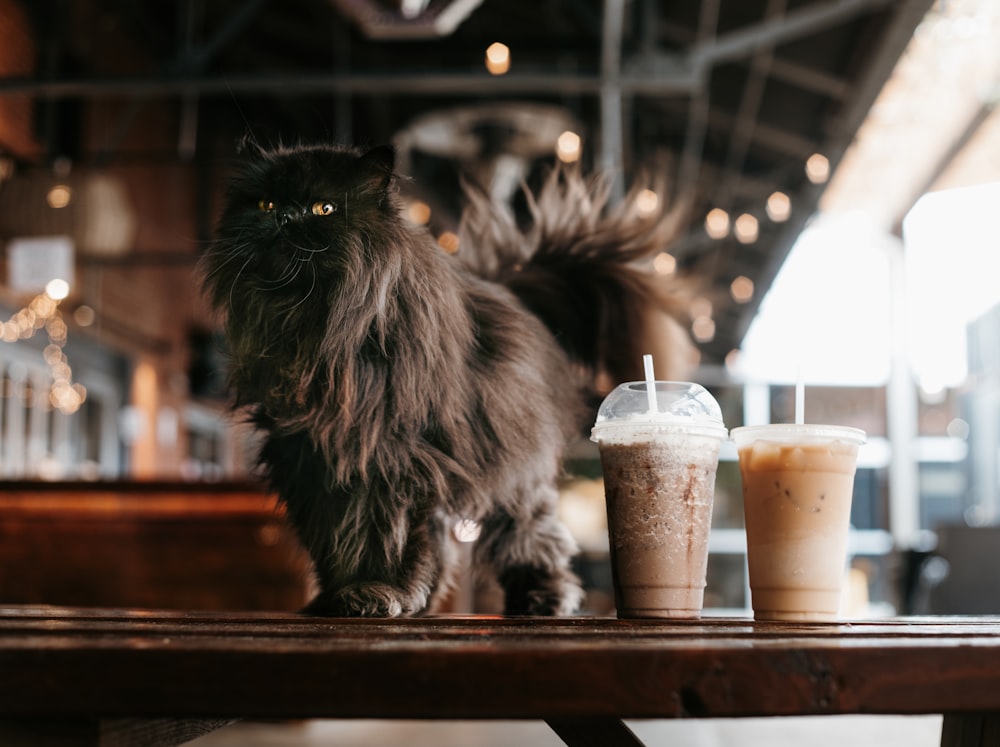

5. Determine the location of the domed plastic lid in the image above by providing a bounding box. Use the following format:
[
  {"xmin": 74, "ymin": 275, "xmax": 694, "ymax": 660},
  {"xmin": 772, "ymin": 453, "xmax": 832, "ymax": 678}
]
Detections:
[{"xmin": 590, "ymin": 381, "xmax": 728, "ymax": 442}]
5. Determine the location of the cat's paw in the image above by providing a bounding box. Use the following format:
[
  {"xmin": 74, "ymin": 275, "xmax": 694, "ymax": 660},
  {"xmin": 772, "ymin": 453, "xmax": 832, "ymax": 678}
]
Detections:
[
  {"xmin": 499, "ymin": 565, "xmax": 584, "ymax": 616},
  {"xmin": 302, "ymin": 583, "xmax": 421, "ymax": 618}
]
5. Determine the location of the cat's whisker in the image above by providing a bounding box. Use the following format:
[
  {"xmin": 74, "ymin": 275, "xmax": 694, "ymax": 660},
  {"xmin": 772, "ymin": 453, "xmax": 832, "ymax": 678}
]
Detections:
[
  {"xmin": 282, "ymin": 235, "xmax": 330, "ymax": 255},
  {"xmin": 296, "ymin": 243, "xmax": 331, "ymax": 254},
  {"xmin": 270, "ymin": 254, "xmax": 304, "ymax": 280},
  {"xmin": 281, "ymin": 260, "xmax": 318, "ymax": 313},
  {"xmin": 227, "ymin": 253, "xmax": 257, "ymax": 310},
  {"xmin": 253, "ymin": 263, "xmax": 303, "ymax": 291},
  {"xmin": 202, "ymin": 232, "xmax": 262, "ymax": 267},
  {"xmin": 202, "ymin": 246, "xmax": 251, "ymax": 281}
]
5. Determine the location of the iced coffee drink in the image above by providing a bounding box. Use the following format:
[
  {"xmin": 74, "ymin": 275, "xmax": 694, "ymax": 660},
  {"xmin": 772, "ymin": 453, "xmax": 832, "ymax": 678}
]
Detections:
[
  {"xmin": 592, "ymin": 382, "xmax": 727, "ymax": 618},
  {"xmin": 732, "ymin": 424, "xmax": 865, "ymax": 622}
]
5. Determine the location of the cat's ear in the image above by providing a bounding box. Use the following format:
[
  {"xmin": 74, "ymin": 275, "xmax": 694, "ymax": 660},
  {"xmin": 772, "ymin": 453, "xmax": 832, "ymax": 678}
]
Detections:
[
  {"xmin": 237, "ymin": 133, "xmax": 265, "ymax": 159},
  {"xmin": 359, "ymin": 145, "xmax": 396, "ymax": 197}
]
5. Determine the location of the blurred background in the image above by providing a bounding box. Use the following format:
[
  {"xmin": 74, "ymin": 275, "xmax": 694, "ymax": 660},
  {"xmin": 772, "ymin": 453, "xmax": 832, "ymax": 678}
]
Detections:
[{"xmin": 1, "ymin": 0, "xmax": 1000, "ymax": 626}]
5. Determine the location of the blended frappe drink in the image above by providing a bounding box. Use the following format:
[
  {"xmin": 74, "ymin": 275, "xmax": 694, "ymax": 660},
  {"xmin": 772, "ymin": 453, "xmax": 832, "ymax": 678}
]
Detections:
[
  {"xmin": 592, "ymin": 382, "xmax": 727, "ymax": 618},
  {"xmin": 732, "ymin": 424, "xmax": 865, "ymax": 622}
]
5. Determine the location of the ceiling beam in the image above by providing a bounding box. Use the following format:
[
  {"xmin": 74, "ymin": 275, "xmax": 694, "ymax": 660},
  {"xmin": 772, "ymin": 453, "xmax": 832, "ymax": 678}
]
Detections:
[
  {"xmin": 600, "ymin": 0, "xmax": 626, "ymax": 199},
  {"xmin": 707, "ymin": 106, "xmax": 818, "ymax": 159},
  {"xmin": 729, "ymin": 0, "xmax": 936, "ymax": 349},
  {"xmin": 692, "ymin": 0, "xmax": 894, "ymax": 67},
  {"xmin": 0, "ymin": 70, "xmax": 690, "ymax": 98},
  {"xmin": 768, "ymin": 58, "xmax": 851, "ymax": 99},
  {"xmin": 675, "ymin": 0, "xmax": 720, "ymax": 207},
  {"xmin": 656, "ymin": 98, "xmax": 819, "ymax": 159},
  {"xmin": 627, "ymin": 0, "xmax": 894, "ymax": 95},
  {"xmin": 0, "ymin": 0, "xmax": 899, "ymax": 104},
  {"xmin": 716, "ymin": 0, "xmax": 789, "ymax": 208}
]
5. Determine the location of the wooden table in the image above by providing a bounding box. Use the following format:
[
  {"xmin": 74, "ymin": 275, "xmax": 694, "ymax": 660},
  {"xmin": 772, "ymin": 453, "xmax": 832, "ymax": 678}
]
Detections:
[{"xmin": 1, "ymin": 606, "xmax": 998, "ymax": 747}]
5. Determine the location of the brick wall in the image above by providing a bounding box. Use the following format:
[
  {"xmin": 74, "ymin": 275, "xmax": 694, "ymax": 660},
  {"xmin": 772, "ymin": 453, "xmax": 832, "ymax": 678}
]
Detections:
[{"xmin": 0, "ymin": 0, "xmax": 41, "ymax": 158}]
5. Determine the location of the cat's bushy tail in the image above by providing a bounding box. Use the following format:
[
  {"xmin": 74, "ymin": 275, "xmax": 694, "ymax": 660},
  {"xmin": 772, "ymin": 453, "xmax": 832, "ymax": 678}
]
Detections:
[{"xmin": 458, "ymin": 164, "xmax": 693, "ymax": 389}]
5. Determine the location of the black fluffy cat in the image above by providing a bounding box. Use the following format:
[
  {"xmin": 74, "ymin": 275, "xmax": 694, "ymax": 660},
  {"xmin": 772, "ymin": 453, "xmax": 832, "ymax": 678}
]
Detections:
[{"xmin": 200, "ymin": 140, "xmax": 682, "ymax": 617}]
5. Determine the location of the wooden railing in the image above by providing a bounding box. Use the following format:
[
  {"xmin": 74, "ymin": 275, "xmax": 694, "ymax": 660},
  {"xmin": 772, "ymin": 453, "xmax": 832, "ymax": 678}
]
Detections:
[{"xmin": 0, "ymin": 480, "xmax": 312, "ymax": 611}]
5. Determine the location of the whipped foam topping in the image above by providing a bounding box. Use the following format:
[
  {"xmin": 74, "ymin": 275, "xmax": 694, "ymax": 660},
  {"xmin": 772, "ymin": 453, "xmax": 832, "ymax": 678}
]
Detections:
[{"xmin": 591, "ymin": 411, "xmax": 728, "ymax": 443}]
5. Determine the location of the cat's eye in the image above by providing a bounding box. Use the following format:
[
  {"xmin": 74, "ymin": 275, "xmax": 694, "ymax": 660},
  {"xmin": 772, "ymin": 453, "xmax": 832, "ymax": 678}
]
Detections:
[
  {"xmin": 311, "ymin": 201, "xmax": 336, "ymax": 216},
  {"xmin": 258, "ymin": 200, "xmax": 275, "ymax": 212}
]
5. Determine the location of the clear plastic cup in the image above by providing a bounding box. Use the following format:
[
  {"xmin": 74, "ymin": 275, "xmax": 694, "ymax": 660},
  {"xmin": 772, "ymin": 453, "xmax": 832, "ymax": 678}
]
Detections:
[
  {"xmin": 731, "ymin": 424, "xmax": 866, "ymax": 622},
  {"xmin": 591, "ymin": 381, "xmax": 728, "ymax": 618}
]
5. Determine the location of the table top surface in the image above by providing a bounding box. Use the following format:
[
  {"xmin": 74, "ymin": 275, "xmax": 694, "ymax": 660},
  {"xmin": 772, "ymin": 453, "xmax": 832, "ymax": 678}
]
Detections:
[{"xmin": 2, "ymin": 605, "xmax": 1000, "ymax": 720}]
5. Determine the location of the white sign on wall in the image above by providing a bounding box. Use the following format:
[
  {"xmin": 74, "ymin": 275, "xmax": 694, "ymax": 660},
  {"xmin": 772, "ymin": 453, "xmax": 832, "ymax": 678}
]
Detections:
[{"xmin": 6, "ymin": 236, "xmax": 75, "ymax": 293}]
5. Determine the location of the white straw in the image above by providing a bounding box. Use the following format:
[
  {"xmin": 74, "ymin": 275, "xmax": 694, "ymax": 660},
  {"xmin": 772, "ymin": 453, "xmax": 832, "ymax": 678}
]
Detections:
[
  {"xmin": 795, "ymin": 368, "xmax": 805, "ymax": 425},
  {"xmin": 643, "ymin": 354, "xmax": 657, "ymax": 414}
]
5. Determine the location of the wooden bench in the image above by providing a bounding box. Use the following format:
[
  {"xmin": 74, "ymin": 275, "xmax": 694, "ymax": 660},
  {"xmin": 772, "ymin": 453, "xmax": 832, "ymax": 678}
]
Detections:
[
  {"xmin": 1, "ymin": 607, "xmax": 999, "ymax": 747},
  {"xmin": 0, "ymin": 481, "xmax": 311, "ymax": 611}
]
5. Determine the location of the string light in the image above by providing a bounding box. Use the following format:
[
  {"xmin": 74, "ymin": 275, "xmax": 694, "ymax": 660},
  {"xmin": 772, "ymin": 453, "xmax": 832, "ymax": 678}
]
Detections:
[
  {"xmin": 1, "ymin": 281, "xmax": 86, "ymax": 414},
  {"xmin": 46, "ymin": 184, "xmax": 72, "ymax": 209},
  {"xmin": 690, "ymin": 296, "xmax": 715, "ymax": 343},
  {"xmin": 45, "ymin": 278, "xmax": 70, "ymax": 300},
  {"xmin": 556, "ymin": 130, "xmax": 581, "ymax": 163},
  {"xmin": 766, "ymin": 191, "xmax": 791, "ymax": 222},
  {"xmin": 406, "ymin": 200, "xmax": 431, "ymax": 226},
  {"xmin": 653, "ymin": 252, "xmax": 676, "ymax": 276},
  {"xmin": 636, "ymin": 189, "xmax": 659, "ymax": 217},
  {"xmin": 692, "ymin": 316, "xmax": 716, "ymax": 343},
  {"xmin": 437, "ymin": 231, "xmax": 460, "ymax": 253},
  {"xmin": 730, "ymin": 275, "xmax": 754, "ymax": 303},
  {"xmin": 704, "ymin": 208, "xmax": 730, "ymax": 239},
  {"xmin": 806, "ymin": 153, "xmax": 830, "ymax": 184},
  {"xmin": 734, "ymin": 213, "xmax": 759, "ymax": 244},
  {"xmin": 73, "ymin": 305, "xmax": 96, "ymax": 327},
  {"xmin": 485, "ymin": 42, "xmax": 511, "ymax": 75}
]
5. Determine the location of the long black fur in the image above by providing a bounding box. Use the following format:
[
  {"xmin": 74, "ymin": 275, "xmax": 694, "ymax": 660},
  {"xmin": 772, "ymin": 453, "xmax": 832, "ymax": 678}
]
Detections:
[{"xmin": 200, "ymin": 141, "xmax": 683, "ymax": 617}]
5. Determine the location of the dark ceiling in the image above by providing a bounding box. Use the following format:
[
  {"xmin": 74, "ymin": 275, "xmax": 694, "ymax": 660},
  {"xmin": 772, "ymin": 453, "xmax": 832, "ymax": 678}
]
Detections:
[{"xmin": 5, "ymin": 0, "xmax": 934, "ymax": 365}]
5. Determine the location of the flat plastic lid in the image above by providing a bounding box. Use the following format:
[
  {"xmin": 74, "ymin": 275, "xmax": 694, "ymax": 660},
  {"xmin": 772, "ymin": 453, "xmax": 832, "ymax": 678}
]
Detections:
[
  {"xmin": 730, "ymin": 423, "xmax": 866, "ymax": 446},
  {"xmin": 590, "ymin": 381, "xmax": 728, "ymax": 441}
]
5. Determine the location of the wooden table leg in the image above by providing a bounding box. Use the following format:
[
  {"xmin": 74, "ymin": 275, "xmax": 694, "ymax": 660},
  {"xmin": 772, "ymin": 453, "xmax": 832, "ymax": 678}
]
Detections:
[
  {"xmin": 0, "ymin": 718, "xmax": 100, "ymax": 746},
  {"xmin": 0, "ymin": 717, "xmax": 236, "ymax": 747},
  {"xmin": 941, "ymin": 713, "xmax": 1000, "ymax": 747},
  {"xmin": 100, "ymin": 717, "xmax": 237, "ymax": 746},
  {"xmin": 546, "ymin": 718, "xmax": 647, "ymax": 747}
]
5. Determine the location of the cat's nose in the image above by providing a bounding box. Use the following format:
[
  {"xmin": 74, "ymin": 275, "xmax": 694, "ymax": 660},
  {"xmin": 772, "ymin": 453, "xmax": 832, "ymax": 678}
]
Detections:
[{"xmin": 277, "ymin": 206, "xmax": 299, "ymax": 226}]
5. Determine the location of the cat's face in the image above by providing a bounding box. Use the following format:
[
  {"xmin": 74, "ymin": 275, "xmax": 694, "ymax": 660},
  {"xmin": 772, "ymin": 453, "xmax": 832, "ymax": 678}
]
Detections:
[{"xmin": 206, "ymin": 143, "xmax": 396, "ymax": 306}]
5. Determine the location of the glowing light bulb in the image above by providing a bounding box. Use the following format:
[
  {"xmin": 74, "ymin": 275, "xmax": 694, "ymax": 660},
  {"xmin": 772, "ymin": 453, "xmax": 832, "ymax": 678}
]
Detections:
[
  {"xmin": 730, "ymin": 275, "xmax": 754, "ymax": 303},
  {"xmin": 806, "ymin": 153, "xmax": 830, "ymax": 184},
  {"xmin": 653, "ymin": 252, "xmax": 676, "ymax": 276},
  {"xmin": 556, "ymin": 130, "xmax": 581, "ymax": 163},
  {"xmin": 692, "ymin": 316, "xmax": 715, "ymax": 343},
  {"xmin": 45, "ymin": 278, "xmax": 70, "ymax": 300},
  {"xmin": 734, "ymin": 213, "xmax": 759, "ymax": 244},
  {"xmin": 437, "ymin": 231, "xmax": 460, "ymax": 253},
  {"xmin": 74, "ymin": 305, "xmax": 96, "ymax": 327},
  {"xmin": 406, "ymin": 200, "xmax": 431, "ymax": 226},
  {"xmin": 636, "ymin": 189, "xmax": 659, "ymax": 217},
  {"xmin": 485, "ymin": 42, "xmax": 510, "ymax": 75},
  {"xmin": 46, "ymin": 185, "xmax": 72, "ymax": 209},
  {"xmin": 766, "ymin": 191, "xmax": 791, "ymax": 222},
  {"xmin": 704, "ymin": 208, "xmax": 730, "ymax": 239}
]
